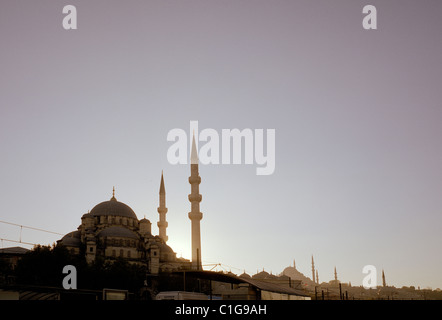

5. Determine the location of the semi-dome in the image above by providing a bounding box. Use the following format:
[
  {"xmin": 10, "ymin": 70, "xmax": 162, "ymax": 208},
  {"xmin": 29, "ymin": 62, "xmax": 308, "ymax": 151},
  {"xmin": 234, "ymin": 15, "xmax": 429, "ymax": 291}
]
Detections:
[
  {"xmin": 156, "ymin": 241, "xmax": 176, "ymax": 262},
  {"xmin": 156, "ymin": 241, "xmax": 174, "ymax": 253},
  {"xmin": 98, "ymin": 226, "xmax": 140, "ymax": 239},
  {"xmin": 60, "ymin": 230, "xmax": 81, "ymax": 247},
  {"xmin": 90, "ymin": 199, "xmax": 138, "ymax": 220}
]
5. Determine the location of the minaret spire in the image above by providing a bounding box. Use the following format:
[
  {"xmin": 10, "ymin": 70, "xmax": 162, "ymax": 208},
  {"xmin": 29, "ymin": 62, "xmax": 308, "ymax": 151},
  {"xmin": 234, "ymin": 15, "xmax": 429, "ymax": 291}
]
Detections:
[
  {"xmin": 188, "ymin": 133, "xmax": 203, "ymax": 270},
  {"xmin": 159, "ymin": 170, "xmax": 165, "ymax": 194},
  {"xmin": 157, "ymin": 171, "xmax": 168, "ymax": 242},
  {"xmin": 316, "ymin": 269, "xmax": 319, "ymax": 284},
  {"xmin": 334, "ymin": 266, "xmax": 338, "ymax": 281},
  {"xmin": 311, "ymin": 255, "xmax": 316, "ymax": 283},
  {"xmin": 190, "ymin": 132, "xmax": 198, "ymax": 164}
]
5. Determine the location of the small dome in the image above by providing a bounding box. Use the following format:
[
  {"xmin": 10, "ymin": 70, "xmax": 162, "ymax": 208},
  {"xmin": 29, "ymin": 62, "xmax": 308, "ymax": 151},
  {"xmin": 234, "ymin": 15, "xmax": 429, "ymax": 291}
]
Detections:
[
  {"xmin": 157, "ymin": 242, "xmax": 176, "ymax": 262},
  {"xmin": 90, "ymin": 200, "xmax": 138, "ymax": 220},
  {"xmin": 98, "ymin": 226, "xmax": 139, "ymax": 239},
  {"xmin": 60, "ymin": 231, "xmax": 81, "ymax": 247},
  {"xmin": 81, "ymin": 212, "xmax": 93, "ymax": 219},
  {"xmin": 157, "ymin": 241, "xmax": 174, "ymax": 253}
]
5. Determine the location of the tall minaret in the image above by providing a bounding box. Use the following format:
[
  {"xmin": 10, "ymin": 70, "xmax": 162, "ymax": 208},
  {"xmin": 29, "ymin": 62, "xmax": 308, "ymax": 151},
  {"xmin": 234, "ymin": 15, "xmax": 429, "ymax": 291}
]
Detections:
[
  {"xmin": 316, "ymin": 269, "xmax": 319, "ymax": 284},
  {"xmin": 382, "ymin": 269, "xmax": 386, "ymax": 287},
  {"xmin": 157, "ymin": 171, "xmax": 168, "ymax": 242},
  {"xmin": 311, "ymin": 255, "xmax": 316, "ymax": 283},
  {"xmin": 334, "ymin": 266, "xmax": 338, "ymax": 281},
  {"xmin": 188, "ymin": 133, "xmax": 203, "ymax": 270}
]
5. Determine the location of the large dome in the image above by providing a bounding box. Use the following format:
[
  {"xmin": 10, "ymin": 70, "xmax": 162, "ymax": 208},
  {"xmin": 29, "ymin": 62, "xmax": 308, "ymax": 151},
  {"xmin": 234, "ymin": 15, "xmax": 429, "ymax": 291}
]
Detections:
[{"xmin": 90, "ymin": 199, "xmax": 138, "ymax": 220}]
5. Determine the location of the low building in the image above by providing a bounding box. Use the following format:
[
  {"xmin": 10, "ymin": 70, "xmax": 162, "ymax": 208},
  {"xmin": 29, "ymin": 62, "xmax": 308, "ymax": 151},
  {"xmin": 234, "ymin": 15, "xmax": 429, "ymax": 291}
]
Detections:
[{"xmin": 0, "ymin": 246, "xmax": 29, "ymax": 270}]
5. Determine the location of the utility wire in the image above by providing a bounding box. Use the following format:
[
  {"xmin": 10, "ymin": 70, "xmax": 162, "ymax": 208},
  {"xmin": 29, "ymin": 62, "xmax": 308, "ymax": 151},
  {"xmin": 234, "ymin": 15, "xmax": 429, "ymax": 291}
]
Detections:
[
  {"xmin": 0, "ymin": 220, "xmax": 64, "ymax": 236},
  {"xmin": 0, "ymin": 238, "xmax": 37, "ymax": 246}
]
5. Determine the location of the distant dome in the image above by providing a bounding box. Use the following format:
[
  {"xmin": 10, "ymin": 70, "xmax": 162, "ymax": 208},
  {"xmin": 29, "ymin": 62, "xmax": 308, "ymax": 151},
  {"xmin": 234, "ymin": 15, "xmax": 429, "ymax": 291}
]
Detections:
[
  {"xmin": 98, "ymin": 226, "xmax": 139, "ymax": 239},
  {"xmin": 90, "ymin": 199, "xmax": 138, "ymax": 220},
  {"xmin": 60, "ymin": 231, "xmax": 81, "ymax": 247},
  {"xmin": 252, "ymin": 270, "xmax": 277, "ymax": 280}
]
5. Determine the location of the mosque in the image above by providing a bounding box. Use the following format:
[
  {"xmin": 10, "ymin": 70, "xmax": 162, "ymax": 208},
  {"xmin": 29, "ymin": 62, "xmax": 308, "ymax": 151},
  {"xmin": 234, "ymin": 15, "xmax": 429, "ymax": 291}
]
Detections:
[{"xmin": 57, "ymin": 135, "xmax": 204, "ymax": 274}]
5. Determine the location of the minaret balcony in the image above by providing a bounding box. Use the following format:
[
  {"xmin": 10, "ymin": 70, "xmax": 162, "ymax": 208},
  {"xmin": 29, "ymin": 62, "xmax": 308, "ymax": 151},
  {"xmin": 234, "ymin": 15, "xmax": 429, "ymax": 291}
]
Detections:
[
  {"xmin": 157, "ymin": 207, "xmax": 168, "ymax": 214},
  {"xmin": 188, "ymin": 194, "xmax": 202, "ymax": 202},
  {"xmin": 188, "ymin": 176, "xmax": 201, "ymax": 184},
  {"xmin": 157, "ymin": 221, "xmax": 168, "ymax": 228},
  {"xmin": 188, "ymin": 211, "xmax": 202, "ymax": 220}
]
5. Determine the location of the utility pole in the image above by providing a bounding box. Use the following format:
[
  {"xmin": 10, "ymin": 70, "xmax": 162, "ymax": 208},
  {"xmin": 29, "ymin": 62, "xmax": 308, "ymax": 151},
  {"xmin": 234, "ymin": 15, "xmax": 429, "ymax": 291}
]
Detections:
[{"xmin": 339, "ymin": 283, "xmax": 342, "ymax": 300}]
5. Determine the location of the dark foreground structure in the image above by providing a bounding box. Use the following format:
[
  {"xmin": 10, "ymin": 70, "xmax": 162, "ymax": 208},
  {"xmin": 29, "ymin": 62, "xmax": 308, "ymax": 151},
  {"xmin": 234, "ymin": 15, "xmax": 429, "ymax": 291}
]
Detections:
[{"xmin": 0, "ymin": 270, "xmax": 310, "ymax": 300}]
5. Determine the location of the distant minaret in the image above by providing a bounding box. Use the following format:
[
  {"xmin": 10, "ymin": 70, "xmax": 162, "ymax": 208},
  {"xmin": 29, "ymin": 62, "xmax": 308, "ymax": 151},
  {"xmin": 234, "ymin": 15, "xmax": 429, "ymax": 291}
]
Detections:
[
  {"xmin": 293, "ymin": 259, "xmax": 296, "ymax": 269},
  {"xmin": 188, "ymin": 133, "xmax": 203, "ymax": 270},
  {"xmin": 316, "ymin": 269, "xmax": 319, "ymax": 284},
  {"xmin": 334, "ymin": 266, "xmax": 338, "ymax": 281},
  {"xmin": 157, "ymin": 171, "xmax": 168, "ymax": 242},
  {"xmin": 311, "ymin": 255, "xmax": 316, "ymax": 283},
  {"xmin": 382, "ymin": 269, "xmax": 386, "ymax": 287}
]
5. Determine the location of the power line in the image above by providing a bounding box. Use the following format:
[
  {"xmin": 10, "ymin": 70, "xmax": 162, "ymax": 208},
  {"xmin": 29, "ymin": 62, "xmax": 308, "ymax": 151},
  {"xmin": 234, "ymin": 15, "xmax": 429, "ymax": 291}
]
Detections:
[
  {"xmin": 0, "ymin": 220, "xmax": 64, "ymax": 236},
  {"xmin": 0, "ymin": 238, "xmax": 37, "ymax": 246}
]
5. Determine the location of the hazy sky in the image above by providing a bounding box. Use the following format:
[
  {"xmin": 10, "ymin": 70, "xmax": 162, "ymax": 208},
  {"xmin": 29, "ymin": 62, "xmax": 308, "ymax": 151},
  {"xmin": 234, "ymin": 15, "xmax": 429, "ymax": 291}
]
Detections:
[{"xmin": 1, "ymin": 0, "xmax": 441, "ymax": 289}]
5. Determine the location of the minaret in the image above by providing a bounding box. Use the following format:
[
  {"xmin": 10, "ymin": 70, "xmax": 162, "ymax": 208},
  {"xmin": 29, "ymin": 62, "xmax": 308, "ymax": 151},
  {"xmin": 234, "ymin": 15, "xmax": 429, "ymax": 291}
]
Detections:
[
  {"xmin": 311, "ymin": 255, "xmax": 316, "ymax": 283},
  {"xmin": 334, "ymin": 266, "xmax": 338, "ymax": 281},
  {"xmin": 157, "ymin": 171, "xmax": 168, "ymax": 242},
  {"xmin": 188, "ymin": 133, "xmax": 203, "ymax": 270},
  {"xmin": 316, "ymin": 269, "xmax": 319, "ymax": 284},
  {"xmin": 382, "ymin": 269, "xmax": 386, "ymax": 287}
]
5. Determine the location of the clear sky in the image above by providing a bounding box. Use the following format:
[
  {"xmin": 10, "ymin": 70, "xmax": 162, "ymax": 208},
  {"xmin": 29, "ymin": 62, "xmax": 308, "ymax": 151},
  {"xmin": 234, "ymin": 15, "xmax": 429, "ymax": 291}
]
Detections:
[{"xmin": 1, "ymin": 0, "xmax": 441, "ymax": 289}]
